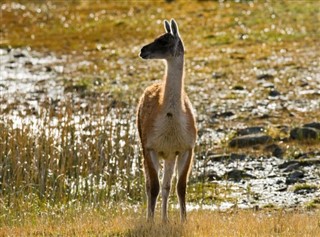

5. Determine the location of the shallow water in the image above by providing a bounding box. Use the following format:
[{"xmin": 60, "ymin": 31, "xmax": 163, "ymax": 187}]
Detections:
[
  {"xmin": 1, "ymin": 47, "xmax": 319, "ymax": 210},
  {"xmin": 0, "ymin": 48, "xmax": 65, "ymax": 115}
]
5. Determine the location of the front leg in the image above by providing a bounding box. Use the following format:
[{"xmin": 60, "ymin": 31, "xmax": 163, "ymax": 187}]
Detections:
[
  {"xmin": 161, "ymin": 157, "xmax": 176, "ymax": 223},
  {"xmin": 143, "ymin": 149, "xmax": 160, "ymax": 221},
  {"xmin": 176, "ymin": 149, "xmax": 193, "ymax": 223}
]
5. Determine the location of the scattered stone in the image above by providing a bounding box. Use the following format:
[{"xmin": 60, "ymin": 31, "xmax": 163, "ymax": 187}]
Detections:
[
  {"xmin": 13, "ymin": 52, "xmax": 26, "ymax": 58},
  {"xmin": 198, "ymin": 170, "xmax": 221, "ymax": 181},
  {"xmin": 64, "ymin": 85, "xmax": 87, "ymax": 93},
  {"xmin": 279, "ymin": 159, "xmax": 320, "ymax": 170},
  {"xmin": 269, "ymin": 90, "xmax": 281, "ymax": 97},
  {"xmin": 208, "ymin": 153, "xmax": 247, "ymax": 162},
  {"xmin": 207, "ymin": 154, "xmax": 230, "ymax": 162},
  {"xmin": 230, "ymin": 153, "xmax": 247, "ymax": 160},
  {"xmin": 24, "ymin": 61, "xmax": 33, "ymax": 67},
  {"xmin": 229, "ymin": 134, "xmax": 272, "ymax": 148},
  {"xmin": 5, "ymin": 65, "xmax": 15, "ymax": 69},
  {"xmin": 286, "ymin": 170, "xmax": 305, "ymax": 185},
  {"xmin": 257, "ymin": 74, "xmax": 274, "ymax": 80},
  {"xmin": 237, "ymin": 126, "xmax": 265, "ymax": 136},
  {"xmin": 279, "ymin": 161, "xmax": 299, "ymax": 169},
  {"xmin": 211, "ymin": 111, "xmax": 235, "ymax": 120},
  {"xmin": 276, "ymin": 179, "xmax": 284, "ymax": 185},
  {"xmin": 94, "ymin": 77, "xmax": 103, "ymax": 86},
  {"xmin": 45, "ymin": 66, "xmax": 52, "ymax": 72},
  {"xmin": 220, "ymin": 111, "xmax": 235, "ymax": 117},
  {"xmin": 224, "ymin": 169, "xmax": 256, "ymax": 182},
  {"xmin": 303, "ymin": 122, "xmax": 320, "ymax": 130},
  {"xmin": 232, "ymin": 85, "xmax": 245, "ymax": 90},
  {"xmin": 294, "ymin": 188, "xmax": 316, "ymax": 195},
  {"xmin": 290, "ymin": 127, "xmax": 320, "ymax": 140},
  {"xmin": 264, "ymin": 144, "xmax": 284, "ymax": 158},
  {"xmin": 293, "ymin": 185, "xmax": 317, "ymax": 195},
  {"xmin": 261, "ymin": 81, "xmax": 274, "ymax": 88},
  {"xmin": 0, "ymin": 84, "xmax": 8, "ymax": 89},
  {"xmin": 277, "ymin": 125, "xmax": 290, "ymax": 134},
  {"xmin": 276, "ymin": 185, "xmax": 288, "ymax": 192},
  {"xmin": 212, "ymin": 72, "xmax": 225, "ymax": 79},
  {"xmin": 283, "ymin": 163, "xmax": 301, "ymax": 172}
]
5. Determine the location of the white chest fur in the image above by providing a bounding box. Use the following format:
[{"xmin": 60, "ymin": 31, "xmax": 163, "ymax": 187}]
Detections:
[{"xmin": 147, "ymin": 111, "xmax": 193, "ymax": 157}]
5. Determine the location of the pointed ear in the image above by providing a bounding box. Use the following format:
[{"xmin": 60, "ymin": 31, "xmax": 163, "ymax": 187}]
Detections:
[
  {"xmin": 164, "ymin": 20, "xmax": 171, "ymax": 34},
  {"xmin": 170, "ymin": 19, "xmax": 179, "ymax": 37}
]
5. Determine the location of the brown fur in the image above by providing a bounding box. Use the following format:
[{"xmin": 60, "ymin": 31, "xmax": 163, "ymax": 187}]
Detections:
[
  {"xmin": 137, "ymin": 19, "xmax": 197, "ymax": 223},
  {"xmin": 137, "ymin": 83, "xmax": 196, "ymax": 158}
]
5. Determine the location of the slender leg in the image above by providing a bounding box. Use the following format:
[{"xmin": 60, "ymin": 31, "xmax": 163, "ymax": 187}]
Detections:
[
  {"xmin": 143, "ymin": 149, "xmax": 159, "ymax": 221},
  {"xmin": 176, "ymin": 149, "xmax": 193, "ymax": 223},
  {"xmin": 161, "ymin": 157, "xmax": 176, "ymax": 223}
]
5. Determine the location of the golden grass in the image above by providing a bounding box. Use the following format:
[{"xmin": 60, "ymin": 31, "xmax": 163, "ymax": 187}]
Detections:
[{"xmin": 1, "ymin": 209, "xmax": 319, "ymax": 237}]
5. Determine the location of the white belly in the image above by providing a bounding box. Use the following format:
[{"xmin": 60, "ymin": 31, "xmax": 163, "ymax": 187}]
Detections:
[{"xmin": 147, "ymin": 113, "xmax": 194, "ymax": 157}]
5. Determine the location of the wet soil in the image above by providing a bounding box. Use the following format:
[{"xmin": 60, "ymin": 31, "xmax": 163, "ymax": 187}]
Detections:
[{"xmin": 0, "ymin": 47, "xmax": 319, "ymax": 210}]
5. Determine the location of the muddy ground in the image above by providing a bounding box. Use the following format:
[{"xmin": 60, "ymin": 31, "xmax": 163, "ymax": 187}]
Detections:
[{"xmin": 1, "ymin": 45, "xmax": 319, "ymax": 210}]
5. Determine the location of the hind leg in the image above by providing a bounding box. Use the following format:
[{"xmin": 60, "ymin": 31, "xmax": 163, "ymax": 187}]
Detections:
[
  {"xmin": 143, "ymin": 149, "xmax": 160, "ymax": 221},
  {"xmin": 161, "ymin": 157, "xmax": 176, "ymax": 223},
  {"xmin": 176, "ymin": 149, "xmax": 193, "ymax": 222}
]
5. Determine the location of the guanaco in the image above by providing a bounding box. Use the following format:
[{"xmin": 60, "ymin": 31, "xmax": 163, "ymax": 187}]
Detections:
[{"xmin": 137, "ymin": 19, "xmax": 197, "ymax": 223}]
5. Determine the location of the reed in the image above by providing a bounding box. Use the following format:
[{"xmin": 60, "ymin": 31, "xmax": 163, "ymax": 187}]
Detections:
[{"xmin": 0, "ymin": 97, "xmax": 144, "ymax": 213}]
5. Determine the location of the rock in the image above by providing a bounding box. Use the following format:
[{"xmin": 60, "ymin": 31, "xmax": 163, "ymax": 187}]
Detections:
[
  {"xmin": 269, "ymin": 90, "xmax": 281, "ymax": 97},
  {"xmin": 0, "ymin": 84, "xmax": 8, "ymax": 90},
  {"xmin": 13, "ymin": 52, "xmax": 26, "ymax": 58},
  {"xmin": 210, "ymin": 111, "xmax": 236, "ymax": 123},
  {"xmin": 257, "ymin": 74, "xmax": 274, "ymax": 80},
  {"xmin": 290, "ymin": 127, "xmax": 320, "ymax": 140},
  {"xmin": 279, "ymin": 159, "xmax": 320, "ymax": 170},
  {"xmin": 224, "ymin": 169, "xmax": 256, "ymax": 182},
  {"xmin": 64, "ymin": 85, "xmax": 87, "ymax": 93},
  {"xmin": 299, "ymin": 158, "xmax": 320, "ymax": 166},
  {"xmin": 45, "ymin": 66, "xmax": 52, "ymax": 72},
  {"xmin": 198, "ymin": 170, "xmax": 221, "ymax": 181},
  {"xmin": 276, "ymin": 185, "xmax": 288, "ymax": 192},
  {"xmin": 264, "ymin": 144, "xmax": 284, "ymax": 158},
  {"xmin": 94, "ymin": 77, "xmax": 103, "ymax": 86},
  {"xmin": 293, "ymin": 186, "xmax": 317, "ymax": 195},
  {"xmin": 283, "ymin": 163, "xmax": 301, "ymax": 172},
  {"xmin": 237, "ymin": 126, "xmax": 265, "ymax": 136},
  {"xmin": 286, "ymin": 170, "xmax": 305, "ymax": 185},
  {"xmin": 208, "ymin": 153, "xmax": 247, "ymax": 162},
  {"xmin": 278, "ymin": 161, "xmax": 298, "ymax": 169},
  {"xmin": 211, "ymin": 111, "xmax": 235, "ymax": 118},
  {"xmin": 220, "ymin": 111, "xmax": 235, "ymax": 117},
  {"xmin": 303, "ymin": 122, "xmax": 320, "ymax": 130},
  {"xmin": 229, "ymin": 134, "xmax": 272, "ymax": 148},
  {"xmin": 276, "ymin": 179, "xmax": 284, "ymax": 185},
  {"xmin": 212, "ymin": 72, "xmax": 225, "ymax": 79},
  {"xmin": 261, "ymin": 81, "xmax": 274, "ymax": 88},
  {"xmin": 230, "ymin": 153, "xmax": 247, "ymax": 160},
  {"xmin": 232, "ymin": 85, "xmax": 245, "ymax": 90},
  {"xmin": 207, "ymin": 154, "xmax": 230, "ymax": 162},
  {"xmin": 24, "ymin": 61, "xmax": 33, "ymax": 67}
]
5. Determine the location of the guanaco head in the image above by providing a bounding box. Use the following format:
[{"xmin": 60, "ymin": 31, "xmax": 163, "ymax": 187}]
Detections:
[{"xmin": 140, "ymin": 19, "xmax": 184, "ymax": 60}]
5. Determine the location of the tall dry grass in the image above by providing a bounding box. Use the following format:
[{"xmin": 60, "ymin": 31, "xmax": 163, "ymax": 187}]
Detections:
[
  {"xmin": 0, "ymin": 95, "xmax": 213, "ymax": 225},
  {"xmin": 0, "ymin": 97, "xmax": 144, "ymax": 214}
]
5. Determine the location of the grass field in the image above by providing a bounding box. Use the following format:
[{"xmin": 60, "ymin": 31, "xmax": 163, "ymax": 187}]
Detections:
[
  {"xmin": 1, "ymin": 0, "xmax": 320, "ymax": 236},
  {"xmin": 2, "ymin": 207, "xmax": 320, "ymax": 237}
]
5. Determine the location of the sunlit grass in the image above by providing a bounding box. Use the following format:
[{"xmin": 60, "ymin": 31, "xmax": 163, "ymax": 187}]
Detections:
[
  {"xmin": 1, "ymin": 208, "xmax": 319, "ymax": 237},
  {"xmin": 0, "ymin": 99, "xmax": 144, "ymax": 210}
]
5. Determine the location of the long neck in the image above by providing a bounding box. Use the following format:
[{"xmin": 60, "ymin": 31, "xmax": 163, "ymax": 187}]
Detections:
[{"xmin": 162, "ymin": 55, "xmax": 185, "ymax": 111}]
